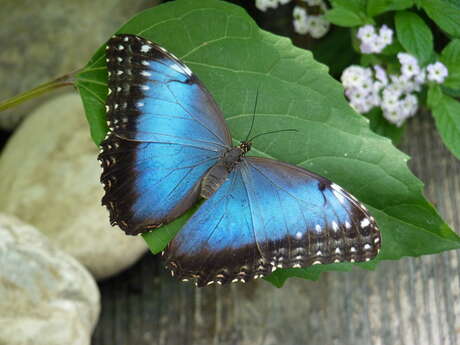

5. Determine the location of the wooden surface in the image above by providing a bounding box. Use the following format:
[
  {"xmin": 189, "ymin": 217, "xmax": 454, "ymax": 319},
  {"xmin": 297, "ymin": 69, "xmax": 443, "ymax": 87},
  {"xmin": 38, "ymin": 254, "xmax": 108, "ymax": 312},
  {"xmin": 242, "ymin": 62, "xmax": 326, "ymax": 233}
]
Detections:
[{"xmin": 92, "ymin": 113, "xmax": 460, "ymax": 345}]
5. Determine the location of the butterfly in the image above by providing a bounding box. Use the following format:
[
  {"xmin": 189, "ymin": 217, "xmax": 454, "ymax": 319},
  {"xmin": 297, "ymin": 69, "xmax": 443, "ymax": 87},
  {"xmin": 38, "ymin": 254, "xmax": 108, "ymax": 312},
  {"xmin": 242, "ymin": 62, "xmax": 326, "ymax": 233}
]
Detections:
[{"xmin": 99, "ymin": 34, "xmax": 381, "ymax": 286}]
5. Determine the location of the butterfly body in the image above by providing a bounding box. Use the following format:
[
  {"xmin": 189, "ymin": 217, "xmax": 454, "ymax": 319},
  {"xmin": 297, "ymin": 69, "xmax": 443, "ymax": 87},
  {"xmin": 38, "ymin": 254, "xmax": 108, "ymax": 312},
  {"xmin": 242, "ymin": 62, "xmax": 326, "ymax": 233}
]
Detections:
[{"xmin": 99, "ymin": 34, "xmax": 381, "ymax": 286}]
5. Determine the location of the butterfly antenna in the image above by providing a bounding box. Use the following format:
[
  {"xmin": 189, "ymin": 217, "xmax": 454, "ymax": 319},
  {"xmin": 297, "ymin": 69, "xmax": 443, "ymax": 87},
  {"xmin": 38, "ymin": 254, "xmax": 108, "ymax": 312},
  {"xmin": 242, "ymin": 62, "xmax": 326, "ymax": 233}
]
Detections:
[
  {"xmin": 248, "ymin": 129, "xmax": 298, "ymax": 142},
  {"xmin": 244, "ymin": 88, "xmax": 260, "ymax": 142}
]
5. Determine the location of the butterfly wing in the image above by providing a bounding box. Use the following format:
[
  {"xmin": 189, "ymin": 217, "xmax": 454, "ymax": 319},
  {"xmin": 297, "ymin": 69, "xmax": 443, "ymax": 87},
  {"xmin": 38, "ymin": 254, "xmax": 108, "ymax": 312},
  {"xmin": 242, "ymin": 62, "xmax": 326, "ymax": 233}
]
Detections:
[
  {"xmin": 99, "ymin": 34, "xmax": 232, "ymax": 235},
  {"xmin": 165, "ymin": 157, "xmax": 380, "ymax": 286}
]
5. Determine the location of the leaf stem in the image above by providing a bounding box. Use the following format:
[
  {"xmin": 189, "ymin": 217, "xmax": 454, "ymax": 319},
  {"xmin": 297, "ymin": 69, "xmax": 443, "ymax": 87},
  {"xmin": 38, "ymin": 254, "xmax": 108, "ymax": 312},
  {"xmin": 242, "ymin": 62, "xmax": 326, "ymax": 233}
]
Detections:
[{"xmin": 0, "ymin": 72, "xmax": 78, "ymax": 112}]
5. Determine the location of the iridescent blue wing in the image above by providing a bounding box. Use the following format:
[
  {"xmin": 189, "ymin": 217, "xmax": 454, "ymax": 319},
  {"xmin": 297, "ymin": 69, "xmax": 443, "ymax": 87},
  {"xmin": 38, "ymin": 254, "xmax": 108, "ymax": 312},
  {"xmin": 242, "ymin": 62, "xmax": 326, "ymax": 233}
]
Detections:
[
  {"xmin": 165, "ymin": 157, "xmax": 380, "ymax": 286},
  {"xmin": 99, "ymin": 34, "xmax": 232, "ymax": 235}
]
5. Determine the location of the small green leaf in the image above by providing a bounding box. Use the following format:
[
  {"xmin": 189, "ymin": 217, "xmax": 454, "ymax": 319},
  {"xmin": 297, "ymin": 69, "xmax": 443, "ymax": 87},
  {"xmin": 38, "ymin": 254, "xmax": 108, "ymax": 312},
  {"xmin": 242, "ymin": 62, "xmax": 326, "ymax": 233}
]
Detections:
[
  {"xmin": 325, "ymin": 7, "xmax": 366, "ymax": 27},
  {"xmin": 365, "ymin": 108, "xmax": 406, "ymax": 145},
  {"xmin": 367, "ymin": 0, "xmax": 413, "ymax": 17},
  {"xmin": 395, "ymin": 11, "xmax": 434, "ymax": 65},
  {"xmin": 431, "ymin": 93, "xmax": 460, "ymax": 159},
  {"xmin": 75, "ymin": 0, "xmax": 460, "ymax": 286},
  {"xmin": 327, "ymin": 0, "xmax": 371, "ymax": 26},
  {"xmin": 440, "ymin": 39, "xmax": 460, "ymax": 90},
  {"xmin": 427, "ymin": 84, "xmax": 443, "ymax": 108},
  {"xmin": 421, "ymin": 0, "xmax": 460, "ymax": 38}
]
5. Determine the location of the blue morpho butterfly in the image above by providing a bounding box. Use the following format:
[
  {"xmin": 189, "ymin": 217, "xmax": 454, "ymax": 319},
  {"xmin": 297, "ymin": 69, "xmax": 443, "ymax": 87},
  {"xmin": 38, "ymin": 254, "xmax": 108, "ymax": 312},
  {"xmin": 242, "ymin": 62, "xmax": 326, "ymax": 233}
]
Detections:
[{"xmin": 99, "ymin": 34, "xmax": 381, "ymax": 286}]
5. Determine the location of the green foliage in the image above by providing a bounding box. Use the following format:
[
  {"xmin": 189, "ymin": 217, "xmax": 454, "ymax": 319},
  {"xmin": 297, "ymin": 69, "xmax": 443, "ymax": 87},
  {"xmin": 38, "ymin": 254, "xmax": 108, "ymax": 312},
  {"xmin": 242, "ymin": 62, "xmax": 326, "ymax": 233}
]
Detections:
[
  {"xmin": 367, "ymin": 0, "xmax": 413, "ymax": 17},
  {"xmin": 440, "ymin": 39, "xmax": 460, "ymax": 90},
  {"xmin": 326, "ymin": 0, "xmax": 460, "ymax": 160},
  {"xmin": 325, "ymin": 0, "xmax": 370, "ymax": 27},
  {"xmin": 75, "ymin": 0, "xmax": 460, "ymax": 287},
  {"xmin": 395, "ymin": 11, "xmax": 434, "ymax": 65},
  {"xmin": 421, "ymin": 0, "xmax": 460, "ymax": 38},
  {"xmin": 430, "ymin": 93, "xmax": 460, "ymax": 160},
  {"xmin": 427, "ymin": 84, "xmax": 443, "ymax": 108}
]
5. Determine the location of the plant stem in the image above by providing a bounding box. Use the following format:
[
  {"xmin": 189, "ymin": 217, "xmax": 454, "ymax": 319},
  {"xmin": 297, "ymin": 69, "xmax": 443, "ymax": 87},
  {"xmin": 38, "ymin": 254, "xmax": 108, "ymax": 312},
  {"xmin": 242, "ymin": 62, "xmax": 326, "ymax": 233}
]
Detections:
[{"xmin": 0, "ymin": 72, "xmax": 76, "ymax": 112}]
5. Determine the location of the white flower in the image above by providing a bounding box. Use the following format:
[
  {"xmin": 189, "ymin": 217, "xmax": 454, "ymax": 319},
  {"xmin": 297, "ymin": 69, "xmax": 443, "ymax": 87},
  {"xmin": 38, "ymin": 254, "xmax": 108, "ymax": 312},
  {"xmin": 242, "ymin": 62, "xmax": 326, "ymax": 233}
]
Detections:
[
  {"xmin": 369, "ymin": 36, "xmax": 387, "ymax": 53},
  {"xmin": 357, "ymin": 24, "xmax": 394, "ymax": 54},
  {"xmin": 278, "ymin": 0, "xmax": 292, "ymax": 4},
  {"xmin": 293, "ymin": 5, "xmax": 307, "ymax": 19},
  {"xmin": 381, "ymin": 88, "xmax": 401, "ymax": 112},
  {"xmin": 368, "ymin": 88, "xmax": 382, "ymax": 107},
  {"xmin": 401, "ymin": 94, "xmax": 418, "ymax": 117},
  {"xmin": 293, "ymin": 8, "xmax": 309, "ymax": 34},
  {"xmin": 308, "ymin": 15, "xmax": 330, "ymax": 38},
  {"xmin": 256, "ymin": 0, "xmax": 279, "ymax": 11},
  {"xmin": 357, "ymin": 25, "xmax": 377, "ymax": 43},
  {"xmin": 379, "ymin": 25, "xmax": 393, "ymax": 46},
  {"xmin": 397, "ymin": 52, "xmax": 417, "ymax": 66},
  {"xmin": 341, "ymin": 66, "xmax": 372, "ymax": 89},
  {"xmin": 350, "ymin": 97, "xmax": 373, "ymax": 114},
  {"xmin": 397, "ymin": 53, "xmax": 420, "ymax": 79},
  {"xmin": 382, "ymin": 107, "xmax": 405, "ymax": 127},
  {"xmin": 389, "ymin": 75, "xmax": 419, "ymax": 94},
  {"xmin": 293, "ymin": 6, "xmax": 309, "ymax": 34},
  {"xmin": 427, "ymin": 62, "xmax": 449, "ymax": 83}
]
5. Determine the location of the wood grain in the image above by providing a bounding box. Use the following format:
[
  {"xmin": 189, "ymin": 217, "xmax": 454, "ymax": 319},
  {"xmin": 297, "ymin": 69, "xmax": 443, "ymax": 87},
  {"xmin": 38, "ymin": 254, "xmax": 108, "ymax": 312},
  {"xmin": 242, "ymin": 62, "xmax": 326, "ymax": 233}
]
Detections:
[{"xmin": 93, "ymin": 113, "xmax": 460, "ymax": 345}]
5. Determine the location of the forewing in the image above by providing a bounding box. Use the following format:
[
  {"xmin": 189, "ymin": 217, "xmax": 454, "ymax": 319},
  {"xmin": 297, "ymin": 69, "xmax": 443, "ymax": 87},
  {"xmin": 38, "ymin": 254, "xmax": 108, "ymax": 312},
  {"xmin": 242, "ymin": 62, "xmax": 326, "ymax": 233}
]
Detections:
[{"xmin": 99, "ymin": 34, "xmax": 231, "ymax": 235}]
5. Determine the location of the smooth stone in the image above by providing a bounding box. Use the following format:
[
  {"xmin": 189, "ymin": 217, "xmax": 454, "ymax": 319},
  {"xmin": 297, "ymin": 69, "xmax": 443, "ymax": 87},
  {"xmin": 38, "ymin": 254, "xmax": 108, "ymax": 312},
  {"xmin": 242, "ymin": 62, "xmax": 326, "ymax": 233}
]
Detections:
[
  {"xmin": 0, "ymin": 93, "xmax": 147, "ymax": 280},
  {"xmin": 0, "ymin": 0, "xmax": 153, "ymax": 129},
  {"xmin": 0, "ymin": 213, "xmax": 100, "ymax": 345}
]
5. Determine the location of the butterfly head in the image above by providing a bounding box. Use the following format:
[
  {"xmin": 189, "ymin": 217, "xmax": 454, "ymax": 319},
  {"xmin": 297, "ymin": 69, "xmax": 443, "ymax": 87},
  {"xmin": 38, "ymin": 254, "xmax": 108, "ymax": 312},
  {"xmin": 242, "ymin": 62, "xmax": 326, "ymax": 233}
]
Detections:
[{"xmin": 239, "ymin": 141, "xmax": 252, "ymax": 154}]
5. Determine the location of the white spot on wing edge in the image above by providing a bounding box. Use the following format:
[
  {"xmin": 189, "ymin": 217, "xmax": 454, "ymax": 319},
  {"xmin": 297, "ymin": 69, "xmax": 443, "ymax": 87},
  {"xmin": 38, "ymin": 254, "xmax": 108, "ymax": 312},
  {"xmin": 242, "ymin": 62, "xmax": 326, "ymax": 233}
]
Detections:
[
  {"xmin": 140, "ymin": 44, "xmax": 151, "ymax": 53},
  {"xmin": 360, "ymin": 218, "xmax": 370, "ymax": 228}
]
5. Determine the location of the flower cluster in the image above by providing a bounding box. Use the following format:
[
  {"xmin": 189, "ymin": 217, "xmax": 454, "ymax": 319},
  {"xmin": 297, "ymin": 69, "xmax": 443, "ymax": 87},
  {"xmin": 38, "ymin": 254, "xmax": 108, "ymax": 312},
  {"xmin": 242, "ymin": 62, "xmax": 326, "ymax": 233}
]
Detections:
[
  {"xmin": 341, "ymin": 53, "xmax": 448, "ymax": 127},
  {"xmin": 255, "ymin": 0, "xmax": 331, "ymax": 39},
  {"xmin": 357, "ymin": 25, "xmax": 393, "ymax": 54},
  {"xmin": 293, "ymin": 5, "xmax": 330, "ymax": 38}
]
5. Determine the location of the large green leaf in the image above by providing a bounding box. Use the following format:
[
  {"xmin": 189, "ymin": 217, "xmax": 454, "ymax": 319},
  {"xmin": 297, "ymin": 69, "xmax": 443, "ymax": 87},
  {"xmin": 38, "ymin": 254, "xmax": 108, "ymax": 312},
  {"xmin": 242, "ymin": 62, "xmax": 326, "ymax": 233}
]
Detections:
[
  {"xmin": 395, "ymin": 11, "xmax": 434, "ymax": 65},
  {"xmin": 75, "ymin": 0, "xmax": 460, "ymax": 287}
]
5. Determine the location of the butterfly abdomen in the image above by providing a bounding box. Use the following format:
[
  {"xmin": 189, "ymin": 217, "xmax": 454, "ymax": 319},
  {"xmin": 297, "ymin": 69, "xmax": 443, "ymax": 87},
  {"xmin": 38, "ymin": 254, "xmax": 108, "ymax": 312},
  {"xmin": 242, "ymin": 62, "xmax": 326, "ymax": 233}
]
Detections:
[{"xmin": 200, "ymin": 147, "xmax": 244, "ymax": 199}]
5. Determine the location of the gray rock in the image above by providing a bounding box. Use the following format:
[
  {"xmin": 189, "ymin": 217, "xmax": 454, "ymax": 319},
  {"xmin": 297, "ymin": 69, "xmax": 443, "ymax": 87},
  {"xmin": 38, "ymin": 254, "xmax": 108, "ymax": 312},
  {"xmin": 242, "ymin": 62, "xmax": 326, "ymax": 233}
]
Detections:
[
  {"xmin": 0, "ymin": 0, "xmax": 154, "ymax": 129},
  {"xmin": 0, "ymin": 213, "xmax": 100, "ymax": 345},
  {"xmin": 0, "ymin": 92, "xmax": 147, "ymax": 280}
]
